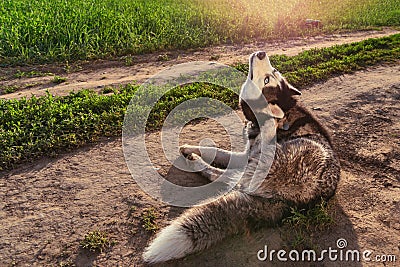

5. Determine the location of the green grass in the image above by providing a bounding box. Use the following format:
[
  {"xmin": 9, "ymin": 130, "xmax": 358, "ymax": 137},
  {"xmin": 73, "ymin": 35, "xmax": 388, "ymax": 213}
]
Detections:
[
  {"xmin": 0, "ymin": 34, "xmax": 399, "ymax": 170},
  {"xmin": 281, "ymin": 199, "xmax": 335, "ymax": 249},
  {"xmin": 0, "ymin": 85, "xmax": 20, "ymax": 94},
  {"xmin": 52, "ymin": 75, "xmax": 67, "ymax": 84},
  {"xmin": 0, "ymin": 89, "xmax": 132, "ymax": 170},
  {"xmin": 14, "ymin": 70, "xmax": 53, "ymax": 78},
  {"xmin": 80, "ymin": 230, "xmax": 115, "ymax": 252},
  {"xmin": 0, "ymin": 0, "xmax": 399, "ymax": 65},
  {"xmin": 141, "ymin": 208, "xmax": 159, "ymax": 233},
  {"xmin": 283, "ymin": 200, "xmax": 334, "ymax": 231}
]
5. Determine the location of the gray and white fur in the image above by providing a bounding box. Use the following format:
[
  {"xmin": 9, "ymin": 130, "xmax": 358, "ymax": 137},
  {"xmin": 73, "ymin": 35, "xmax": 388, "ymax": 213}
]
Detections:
[{"xmin": 142, "ymin": 52, "xmax": 340, "ymax": 264}]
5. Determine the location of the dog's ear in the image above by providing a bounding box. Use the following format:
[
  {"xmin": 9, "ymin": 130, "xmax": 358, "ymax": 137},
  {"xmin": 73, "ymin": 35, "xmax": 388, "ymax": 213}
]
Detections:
[
  {"xmin": 268, "ymin": 103, "xmax": 285, "ymax": 119},
  {"xmin": 273, "ymin": 70, "xmax": 302, "ymax": 96},
  {"xmin": 288, "ymin": 83, "xmax": 301, "ymax": 96},
  {"xmin": 282, "ymin": 78, "xmax": 301, "ymax": 96},
  {"xmin": 281, "ymin": 77, "xmax": 301, "ymax": 96}
]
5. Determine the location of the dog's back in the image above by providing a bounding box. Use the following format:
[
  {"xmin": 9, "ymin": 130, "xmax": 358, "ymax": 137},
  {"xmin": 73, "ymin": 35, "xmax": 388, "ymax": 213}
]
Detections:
[{"xmin": 275, "ymin": 100, "xmax": 333, "ymax": 147}]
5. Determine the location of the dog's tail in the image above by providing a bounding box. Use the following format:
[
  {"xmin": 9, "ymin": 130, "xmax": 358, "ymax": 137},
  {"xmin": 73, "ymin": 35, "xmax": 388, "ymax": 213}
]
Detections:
[{"xmin": 142, "ymin": 191, "xmax": 286, "ymax": 264}]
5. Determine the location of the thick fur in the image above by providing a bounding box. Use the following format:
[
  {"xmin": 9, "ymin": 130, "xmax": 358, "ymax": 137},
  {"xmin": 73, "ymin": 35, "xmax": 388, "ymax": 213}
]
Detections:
[
  {"xmin": 142, "ymin": 222, "xmax": 192, "ymax": 263},
  {"xmin": 143, "ymin": 190, "xmax": 287, "ymax": 264},
  {"xmin": 142, "ymin": 52, "xmax": 340, "ymax": 264}
]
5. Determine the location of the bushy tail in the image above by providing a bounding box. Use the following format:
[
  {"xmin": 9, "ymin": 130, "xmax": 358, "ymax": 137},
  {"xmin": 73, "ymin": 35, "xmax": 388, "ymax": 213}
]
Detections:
[
  {"xmin": 142, "ymin": 191, "xmax": 285, "ymax": 264},
  {"xmin": 142, "ymin": 219, "xmax": 193, "ymax": 264}
]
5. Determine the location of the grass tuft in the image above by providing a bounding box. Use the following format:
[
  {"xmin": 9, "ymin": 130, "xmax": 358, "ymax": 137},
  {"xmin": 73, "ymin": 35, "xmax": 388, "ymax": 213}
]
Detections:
[
  {"xmin": 80, "ymin": 230, "xmax": 115, "ymax": 252},
  {"xmin": 1, "ymin": 85, "xmax": 20, "ymax": 94},
  {"xmin": 141, "ymin": 208, "xmax": 159, "ymax": 233},
  {"xmin": 282, "ymin": 199, "xmax": 335, "ymax": 249},
  {"xmin": 52, "ymin": 76, "xmax": 67, "ymax": 84},
  {"xmin": 14, "ymin": 70, "xmax": 53, "ymax": 79},
  {"xmin": 283, "ymin": 200, "xmax": 334, "ymax": 231}
]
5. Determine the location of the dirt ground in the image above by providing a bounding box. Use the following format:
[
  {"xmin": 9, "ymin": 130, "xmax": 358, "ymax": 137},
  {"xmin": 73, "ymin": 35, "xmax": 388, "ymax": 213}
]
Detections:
[{"xmin": 1, "ymin": 30, "xmax": 399, "ymax": 266}]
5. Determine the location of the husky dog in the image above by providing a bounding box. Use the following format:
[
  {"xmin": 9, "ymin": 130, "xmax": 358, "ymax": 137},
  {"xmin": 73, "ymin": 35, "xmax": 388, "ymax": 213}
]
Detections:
[{"xmin": 142, "ymin": 52, "xmax": 340, "ymax": 264}]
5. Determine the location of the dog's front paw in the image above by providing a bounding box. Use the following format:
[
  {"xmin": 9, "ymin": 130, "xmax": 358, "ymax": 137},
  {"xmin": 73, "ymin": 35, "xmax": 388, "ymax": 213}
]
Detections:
[
  {"xmin": 185, "ymin": 153, "xmax": 208, "ymax": 171},
  {"xmin": 186, "ymin": 153, "xmax": 201, "ymax": 161},
  {"xmin": 179, "ymin": 144, "xmax": 200, "ymax": 158}
]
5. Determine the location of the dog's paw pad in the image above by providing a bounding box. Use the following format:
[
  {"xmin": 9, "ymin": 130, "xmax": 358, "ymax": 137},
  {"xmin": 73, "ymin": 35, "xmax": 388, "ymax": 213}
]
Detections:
[
  {"xmin": 179, "ymin": 144, "xmax": 191, "ymax": 157},
  {"xmin": 187, "ymin": 153, "xmax": 200, "ymax": 161},
  {"xmin": 180, "ymin": 144, "xmax": 201, "ymax": 158}
]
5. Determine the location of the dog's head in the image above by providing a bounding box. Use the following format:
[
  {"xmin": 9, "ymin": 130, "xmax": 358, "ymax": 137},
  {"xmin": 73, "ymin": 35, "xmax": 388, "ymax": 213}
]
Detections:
[{"xmin": 247, "ymin": 51, "xmax": 301, "ymax": 112}]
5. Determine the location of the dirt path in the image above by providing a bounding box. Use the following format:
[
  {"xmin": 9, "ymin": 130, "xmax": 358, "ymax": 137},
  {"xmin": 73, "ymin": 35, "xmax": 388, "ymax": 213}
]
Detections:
[
  {"xmin": 1, "ymin": 62, "xmax": 399, "ymax": 266},
  {"xmin": 1, "ymin": 28, "xmax": 399, "ymax": 100}
]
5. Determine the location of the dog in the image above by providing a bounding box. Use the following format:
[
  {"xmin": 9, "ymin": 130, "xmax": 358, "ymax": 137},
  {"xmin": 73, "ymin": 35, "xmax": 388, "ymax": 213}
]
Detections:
[{"xmin": 142, "ymin": 52, "xmax": 340, "ymax": 264}]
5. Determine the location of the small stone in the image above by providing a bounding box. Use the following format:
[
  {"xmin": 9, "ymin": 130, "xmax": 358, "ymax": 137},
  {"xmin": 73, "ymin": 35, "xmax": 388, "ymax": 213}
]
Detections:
[{"xmin": 383, "ymin": 180, "xmax": 392, "ymax": 187}]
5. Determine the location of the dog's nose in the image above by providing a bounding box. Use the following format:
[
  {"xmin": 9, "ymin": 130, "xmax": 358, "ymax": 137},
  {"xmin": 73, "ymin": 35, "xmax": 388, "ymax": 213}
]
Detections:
[{"xmin": 256, "ymin": 51, "xmax": 266, "ymax": 60}]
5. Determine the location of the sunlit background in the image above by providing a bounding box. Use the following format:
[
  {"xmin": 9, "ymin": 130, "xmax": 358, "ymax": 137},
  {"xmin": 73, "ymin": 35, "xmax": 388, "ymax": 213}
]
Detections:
[{"xmin": 1, "ymin": 0, "xmax": 399, "ymax": 64}]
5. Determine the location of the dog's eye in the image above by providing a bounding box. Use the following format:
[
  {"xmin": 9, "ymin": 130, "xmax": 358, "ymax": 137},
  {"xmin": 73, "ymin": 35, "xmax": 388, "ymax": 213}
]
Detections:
[{"xmin": 264, "ymin": 76, "xmax": 270, "ymax": 85}]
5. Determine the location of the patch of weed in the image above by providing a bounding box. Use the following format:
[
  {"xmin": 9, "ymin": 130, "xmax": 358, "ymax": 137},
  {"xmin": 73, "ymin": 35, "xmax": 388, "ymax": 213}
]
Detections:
[
  {"xmin": 24, "ymin": 83, "xmax": 40, "ymax": 88},
  {"xmin": 80, "ymin": 230, "xmax": 115, "ymax": 252},
  {"xmin": 124, "ymin": 56, "xmax": 134, "ymax": 66},
  {"xmin": 101, "ymin": 87, "xmax": 115, "ymax": 94},
  {"xmin": 157, "ymin": 54, "xmax": 170, "ymax": 61},
  {"xmin": 210, "ymin": 55, "xmax": 220, "ymax": 61},
  {"xmin": 142, "ymin": 208, "xmax": 159, "ymax": 233},
  {"xmin": 281, "ymin": 199, "xmax": 334, "ymax": 249},
  {"xmin": 14, "ymin": 70, "xmax": 53, "ymax": 78},
  {"xmin": 1, "ymin": 85, "xmax": 20, "ymax": 94},
  {"xmin": 52, "ymin": 76, "xmax": 67, "ymax": 84}
]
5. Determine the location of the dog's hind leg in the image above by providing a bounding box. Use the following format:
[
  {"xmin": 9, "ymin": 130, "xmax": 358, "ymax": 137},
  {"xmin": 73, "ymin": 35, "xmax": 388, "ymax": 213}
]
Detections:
[{"xmin": 180, "ymin": 144, "xmax": 249, "ymax": 169}]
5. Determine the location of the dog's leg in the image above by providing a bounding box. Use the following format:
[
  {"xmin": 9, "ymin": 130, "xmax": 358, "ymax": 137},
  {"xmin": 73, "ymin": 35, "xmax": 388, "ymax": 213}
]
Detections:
[
  {"xmin": 180, "ymin": 145, "xmax": 248, "ymax": 169},
  {"xmin": 185, "ymin": 153, "xmax": 227, "ymax": 182}
]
